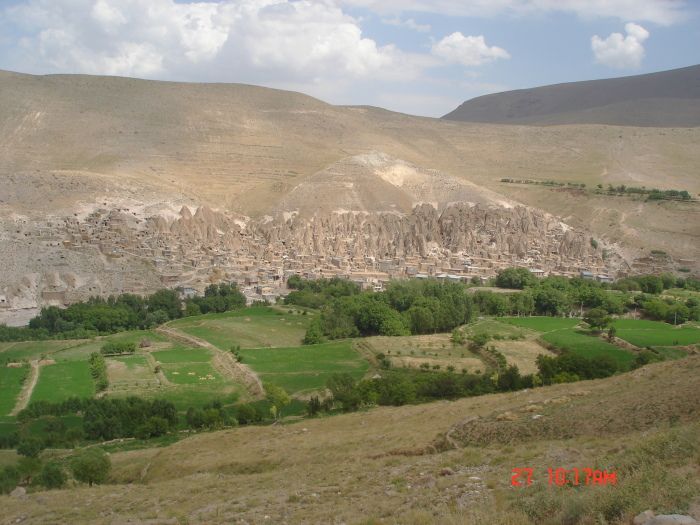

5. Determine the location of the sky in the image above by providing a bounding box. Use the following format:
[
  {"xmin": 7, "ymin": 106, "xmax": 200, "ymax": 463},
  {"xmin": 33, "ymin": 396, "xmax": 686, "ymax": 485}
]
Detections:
[{"xmin": 0, "ymin": 0, "xmax": 698, "ymax": 117}]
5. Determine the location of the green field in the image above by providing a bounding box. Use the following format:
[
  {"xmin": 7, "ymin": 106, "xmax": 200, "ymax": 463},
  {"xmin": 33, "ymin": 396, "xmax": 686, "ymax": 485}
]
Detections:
[
  {"xmin": 541, "ymin": 330, "xmax": 635, "ymax": 369},
  {"xmin": 239, "ymin": 341, "xmax": 369, "ymax": 394},
  {"xmin": 152, "ymin": 347, "xmax": 212, "ymax": 364},
  {"xmin": 161, "ymin": 362, "xmax": 222, "ymax": 385},
  {"xmin": 612, "ymin": 319, "xmax": 700, "ymax": 347},
  {"xmin": 0, "ymin": 340, "xmax": 83, "ymax": 363},
  {"xmin": 502, "ymin": 317, "xmax": 581, "ymax": 332},
  {"xmin": 0, "ymin": 366, "xmax": 28, "ymax": 416},
  {"xmin": 31, "ymin": 361, "xmax": 94, "ymax": 403},
  {"xmin": 169, "ymin": 307, "xmax": 312, "ymax": 350}
]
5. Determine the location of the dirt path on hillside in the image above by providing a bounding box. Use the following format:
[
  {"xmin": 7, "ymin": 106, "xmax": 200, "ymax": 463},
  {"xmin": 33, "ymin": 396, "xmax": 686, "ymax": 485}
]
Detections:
[
  {"xmin": 156, "ymin": 325, "xmax": 265, "ymax": 400},
  {"xmin": 10, "ymin": 360, "xmax": 39, "ymax": 415}
]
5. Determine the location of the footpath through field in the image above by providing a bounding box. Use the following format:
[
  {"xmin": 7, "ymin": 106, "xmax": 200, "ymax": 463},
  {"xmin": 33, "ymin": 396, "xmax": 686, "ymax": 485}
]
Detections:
[
  {"xmin": 10, "ymin": 359, "xmax": 39, "ymax": 415},
  {"xmin": 156, "ymin": 325, "xmax": 265, "ymax": 400}
]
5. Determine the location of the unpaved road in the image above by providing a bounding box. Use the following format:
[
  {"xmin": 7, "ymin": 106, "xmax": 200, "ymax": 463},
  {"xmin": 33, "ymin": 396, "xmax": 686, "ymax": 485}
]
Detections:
[
  {"xmin": 10, "ymin": 359, "xmax": 39, "ymax": 415},
  {"xmin": 156, "ymin": 325, "xmax": 265, "ymax": 400}
]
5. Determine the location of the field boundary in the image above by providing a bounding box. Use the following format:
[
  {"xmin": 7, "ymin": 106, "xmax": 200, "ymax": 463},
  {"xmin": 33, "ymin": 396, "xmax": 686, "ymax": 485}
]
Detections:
[
  {"xmin": 10, "ymin": 359, "xmax": 39, "ymax": 416},
  {"xmin": 156, "ymin": 325, "xmax": 265, "ymax": 400}
]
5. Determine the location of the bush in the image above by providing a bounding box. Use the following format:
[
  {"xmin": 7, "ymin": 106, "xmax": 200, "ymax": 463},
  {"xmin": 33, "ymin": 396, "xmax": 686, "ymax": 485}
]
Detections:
[
  {"xmin": 17, "ymin": 437, "xmax": 44, "ymax": 458},
  {"xmin": 71, "ymin": 449, "xmax": 111, "ymax": 486},
  {"xmin": 101, "ymin": 341, "xmax": 136, "ymax": 355},
  {"xmin": 40, "ymin": 461, "xmax": 67, "ymax": 489},
  {"xmin": 0, "ymin": 466, "xmax": 20, "ymax": 494}
]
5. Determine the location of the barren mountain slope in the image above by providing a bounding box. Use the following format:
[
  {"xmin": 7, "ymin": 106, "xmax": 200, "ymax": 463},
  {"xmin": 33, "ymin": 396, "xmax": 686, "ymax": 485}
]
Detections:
[
  {"xmin": 1, "ymin": 70, "xmax": 699, "ymax": 312},
  {"xmin": 443, "ymin": 64, "xmax": 700, "ymax": 126},
  {"xmin": 1, "ymin": 357, "xmax": 698, "ymax": 524}
]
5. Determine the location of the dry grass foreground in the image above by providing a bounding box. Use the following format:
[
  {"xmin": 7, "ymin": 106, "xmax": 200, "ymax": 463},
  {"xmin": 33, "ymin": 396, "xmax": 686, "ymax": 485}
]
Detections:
[{"xmin": 2, "ymin": 357, "xmax": 699, "ymax": 525}]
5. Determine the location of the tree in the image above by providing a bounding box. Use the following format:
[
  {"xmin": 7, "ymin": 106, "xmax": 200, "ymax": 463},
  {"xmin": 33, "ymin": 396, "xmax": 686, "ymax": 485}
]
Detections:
[
  {"xmin": 147, "ymin": 289, "xmax": 182, "ymax": 319},
  {"xmin": 469, "ymin": 332, "xmax": 490, "ymax": 350},
  {"xmin": 40, "ymin": 461, "xmax": 67, "ymax": 489},
  {"xmin": 495, "ymin": 268, "xmax": 536, "ymax": 289},
  {"xmin": 584, "ymin": 307, "xmax": 612, "ymax": 331},
  {"xmin": 307, "ymin": 396, "xmax": 322, "ymax": 416},
  {"xmin": 326, "ymin": 373, "xmax": 361, "ymax": 412},
  {"xmin": 71, "ymin": 449, "xmax": 111, "ymax": 486},
  {"xmin": 264, "ymin": 384, "xmax": 290, "ymax": 420},
  {"xmin": 17, "ymin": 437, "xmax": 44, "ymax": 458},
  {"xmin": 0, "ymin": 466, "xmax": 20, "ymax": 495},
  {"xmin": 303, "ymin": 321, "xmax": 325, "ymax": 345}
]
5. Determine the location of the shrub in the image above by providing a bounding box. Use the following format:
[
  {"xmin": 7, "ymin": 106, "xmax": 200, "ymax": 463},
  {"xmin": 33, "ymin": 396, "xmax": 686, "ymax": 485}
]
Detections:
[
  {"xmin": 40, "ymin": 461, "xmax": 67, "ymax": 489},
  {"xmin": 71, "ymin": 449, "xmax": 111, "ymax": 486}
]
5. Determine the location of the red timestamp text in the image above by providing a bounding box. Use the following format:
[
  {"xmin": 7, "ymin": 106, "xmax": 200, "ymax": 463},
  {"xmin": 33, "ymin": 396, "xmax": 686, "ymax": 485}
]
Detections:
[{"xmin": 511, "ymin": 467, "xmax": 617, "ymax": 487}]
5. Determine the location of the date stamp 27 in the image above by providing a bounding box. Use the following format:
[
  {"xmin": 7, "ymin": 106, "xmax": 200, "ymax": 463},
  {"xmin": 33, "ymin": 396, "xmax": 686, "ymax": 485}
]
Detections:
[{"xmin": 511, "ymin": 467, "xmax": 617, "ymax": 487}]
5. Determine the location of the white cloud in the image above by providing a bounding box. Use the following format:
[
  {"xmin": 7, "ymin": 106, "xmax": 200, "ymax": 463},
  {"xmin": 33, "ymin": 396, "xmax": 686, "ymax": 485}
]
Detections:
[
  {"xmin": 2, "ymin": 0, "xmax": 415, "ymax": 83},
  {"xmin": 339, "ymin": 0, "xmax": 688, "ymax": 26},
  {"xmin": 381, "ymin": 17, "xmax": 431, "ymax": 33},
  {"xmin": 591, "ymin": 22, "xmax": 650, "ymax": 69},
  {"xmin": 432, "ymin": 32, "xmax": 510, "ymax": 67}
]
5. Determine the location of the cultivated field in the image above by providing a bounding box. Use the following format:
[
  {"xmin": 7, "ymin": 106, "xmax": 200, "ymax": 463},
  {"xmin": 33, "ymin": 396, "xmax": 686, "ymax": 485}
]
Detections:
[
  {"xmin": 0, "ymin": 366, "xmax": 28, "ymax": 416},
  {"xmin": 359, "ymin": 334, "xmax": 486, "ymax": 373},
  {"xmin": 30, "ymin": 361, "xmax": 94, "ymax": 403},
  {"xmin": 238, "ymin": 341, "xmax": 369, "ymax": 395},
  {"xmin": 541, "ymin": 329, "xmax": 636, "ymax": 368},
  {"xmin": 169, "ymin": 307, "xmax": 313, "ymax": 350},
  {"xmin": 612, "ymin": 319, "xmax": 700, "ymax": 347}
]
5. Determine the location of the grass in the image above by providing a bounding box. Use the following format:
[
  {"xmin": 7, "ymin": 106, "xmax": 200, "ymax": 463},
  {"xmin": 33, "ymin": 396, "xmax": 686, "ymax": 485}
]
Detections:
[
  {"xmin": 360, "ymin": 334, "xmax": 486, "ymax": 373},
  {"xmin": 0, "ymin": 366, "xmax": 28, "ymax": 416},
  {"xmin": 0, "ymin": 340, "xmax": 84, "ymax": 363},
  {"xmin": 49, "ymin": 330, "xmax": 168, "ymax": 362},
  {"xmin": 653, "ymin": 347, "xmax": 690, "ymax": 360},
  {"xmin": 152, "ymin": 347, "xmax": 212, "ymax": 364},
  {"xmin": 612, "ymin": 319, "xmax": 700, "ymax": 347},
  {"xmin": 501, "ymin": 317, "xmax": 580, "ymax": 332},
  {"xmin": 161, "ymin": 363, "xmax": 221, "ymax": 385},
  {"xmin": 239, "ymin": 341, "xmax": 369, "ymax": 395},
  {"xmin": 169, "ymin": 306, "xmax": 313, "ymax": 350},
  {"xmin": 31, "ymin": 361, "xmax": 94, "ymax": 402},
  {"xmin": 541, "ymin": 329, "xmax": 635, "ymax": 368}
]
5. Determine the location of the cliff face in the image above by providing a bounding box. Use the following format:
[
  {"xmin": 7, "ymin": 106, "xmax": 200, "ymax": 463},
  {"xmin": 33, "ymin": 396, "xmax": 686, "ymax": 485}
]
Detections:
[{"xmin": 0, "ymin": 199, "xmax": 613, "ymax": 314}]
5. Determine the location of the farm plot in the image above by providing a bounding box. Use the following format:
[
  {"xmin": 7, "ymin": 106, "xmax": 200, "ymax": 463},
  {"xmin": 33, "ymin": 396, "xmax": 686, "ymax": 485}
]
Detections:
[
  {"xmin": 541, "ymin": 330, "xmax": 635, "ymax": 369},
  {"xmin": 30, "ymin": 361, "xmax": 94, "ymax": 403},
  {"xmin": 0, "ymin": 340, "xmax": 82, "ymax": 364},
  {"xmin": 612, "ymin": 319, "xmax": 700, "ymax": 347},
  {"xmin": 238, "ymin": 341, "xmax": 369, "ymax": 395},
  {"xmin": 52, "ymin": 330, "xmax": 168, "ymax": 362},
  {"xmin": 161, "ymin": 363, "xmax": 222, "ymax": 385},
  {"xmin": 492, "ymin": 341, "xmax": 553, "ymax": 375},
  {"xmin": 0, "ymin": 366, "xmax": 28, "ymax": 416},
  {"xmin": 169, "ymin": 307, "xmax": 312, "ymax": 350},
  {"xmin": 501, "ymin": 317, "xmax": 581, "ymax": 332},
  {"xmin": 360, "ymin": 334, "xmax": 486, "ymax": 373},
  {"xmin": 107, "ymin": 355, "xmax": 159, "ymax": 393}
]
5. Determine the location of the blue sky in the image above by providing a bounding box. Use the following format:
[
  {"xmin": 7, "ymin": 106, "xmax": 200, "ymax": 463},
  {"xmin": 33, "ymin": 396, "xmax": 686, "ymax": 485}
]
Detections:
[{"xmin": 0, "ymin": 0, "xmax": 698, "ymax": 116}]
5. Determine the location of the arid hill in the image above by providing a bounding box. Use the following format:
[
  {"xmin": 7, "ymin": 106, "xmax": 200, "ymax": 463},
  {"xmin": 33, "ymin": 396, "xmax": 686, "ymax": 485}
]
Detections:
[
  {"xmin": 1, "ymin": 70, "xmax": 699, "ymax": 312},
  {"xmin": 443, "ymin": 64, "xmax": 700, "ymax": 126}
]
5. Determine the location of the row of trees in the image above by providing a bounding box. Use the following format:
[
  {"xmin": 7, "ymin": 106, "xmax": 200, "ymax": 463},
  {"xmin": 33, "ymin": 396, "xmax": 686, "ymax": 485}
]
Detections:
[
  {"xmin": 291, "ymin": 279, "xmax": 476, "ymax": 343},
  {"xmin": 0, "ymin": 283, "xmax": 247, "ymax": 342},
  {"xmin": 100, "ymin": 341, "xmax": 136, "ymax": 356},
  {"xmin": 88, "ymin": 353, "xmax": 108, "ymax": 392},
  {"xmin": 0, "ymin": 448, "xmax": 111, "ymax": 494}
]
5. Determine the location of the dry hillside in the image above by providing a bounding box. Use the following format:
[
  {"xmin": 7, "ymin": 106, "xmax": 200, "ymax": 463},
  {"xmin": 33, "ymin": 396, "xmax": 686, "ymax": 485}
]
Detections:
[
  {"xmin": 1, "ymin": 69, "xmax": 699, "ymax": 253},
  {"xmin": 1, "ymin": 356, "xmax": 699, "ymax": 524}
]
